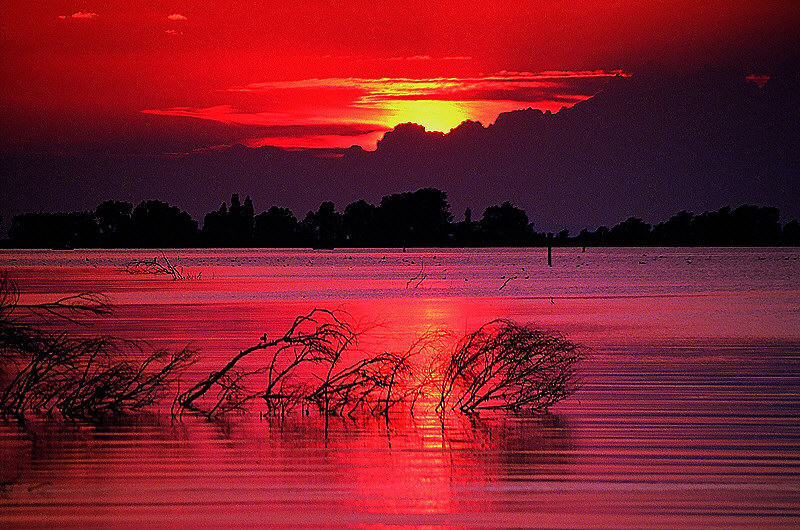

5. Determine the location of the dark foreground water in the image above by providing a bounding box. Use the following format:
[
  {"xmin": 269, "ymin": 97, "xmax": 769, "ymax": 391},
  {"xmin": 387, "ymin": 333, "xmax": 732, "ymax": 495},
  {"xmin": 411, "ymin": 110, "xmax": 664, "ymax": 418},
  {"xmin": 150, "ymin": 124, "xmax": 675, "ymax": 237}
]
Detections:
[{"xmin": 1, "ymin": 247, "xmax": 799, "ymax": 528}]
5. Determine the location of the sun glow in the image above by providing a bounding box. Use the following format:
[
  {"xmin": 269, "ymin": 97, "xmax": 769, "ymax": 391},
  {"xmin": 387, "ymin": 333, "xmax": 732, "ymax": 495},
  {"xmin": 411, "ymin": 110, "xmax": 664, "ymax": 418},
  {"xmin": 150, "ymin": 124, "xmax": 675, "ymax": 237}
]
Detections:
[
  {"xmin": 143, "ymin": 71, "xmax": 629, "ymax": 150},
  {"xmin": 377, "ymin": 99, "xmax": 471, "ymax": 133}
]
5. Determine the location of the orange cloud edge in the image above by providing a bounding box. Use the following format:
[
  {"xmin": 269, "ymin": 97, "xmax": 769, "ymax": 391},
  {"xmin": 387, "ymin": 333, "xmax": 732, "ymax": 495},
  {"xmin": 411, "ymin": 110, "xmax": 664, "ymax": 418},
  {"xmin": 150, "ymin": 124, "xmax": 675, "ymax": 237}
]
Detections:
[{"xmin": 143, "ymin": 70, "xmax": 630, "ymax": 152}]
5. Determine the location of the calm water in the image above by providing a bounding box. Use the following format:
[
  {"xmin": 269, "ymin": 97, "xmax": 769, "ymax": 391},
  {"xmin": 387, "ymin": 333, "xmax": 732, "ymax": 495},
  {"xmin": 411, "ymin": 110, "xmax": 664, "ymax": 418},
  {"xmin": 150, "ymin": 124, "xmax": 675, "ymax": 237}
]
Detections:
[{"xmin": 1, "ymin": 247, "xmax": 799, "ymax": 528}]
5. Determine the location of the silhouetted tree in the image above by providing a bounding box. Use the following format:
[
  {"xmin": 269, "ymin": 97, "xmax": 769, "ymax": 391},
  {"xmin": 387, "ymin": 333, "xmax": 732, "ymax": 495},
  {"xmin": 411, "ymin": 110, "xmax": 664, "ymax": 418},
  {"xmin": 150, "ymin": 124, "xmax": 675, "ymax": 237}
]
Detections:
[
  {"xmin": 478, "ymin": 201, "xmax": 532, "ymax": 245},
  {"xmin": 8, "ymin": 211, "xmax": 99, "ymax": 248},
  {"xmin": 576, "ymin": 225, "xmax": 610, "ymax": 247},
  {"xmin": 202, "ymin": 202, "xmax": 228, "ymax": 247},
  {"xmin": 228, "ymin": 194, "xmax": 242, "ymax": 219},
  {"xmin": 410, "ymin": 187, "xmax": 453, "ymax": 245},
  {"xmin": 652, "ymin": 210, "xmax": 694, "ymax": 245},
  {"xmin": 240, "ymin": 196, "xmax": 255, "ymax": 241},
  {"xmin": 608, "ymin": 217, "xmax": 652, "ymax": 245},
  {"xmin": 575, "ymin": 228, "xmax": 592, "ymax": 247},
  {"xmin": 130, "ymin": 200, "xmax": 198, "ymax": 248},
  {"xmin": 200, "ymin": 194, "xmax": 255, "ymax": 247},
  {"xmin": 453, "ymin": 207, "xmax": 478, "ymax": 246},
  {"xmin": 376, "ymin": 188, "xmax": 452, "ymax": 246},
  {"xmin": 96, "ymin": 200, "xmax": 133, "ymax": 247},
  {"xmin": 301, "ymin": 201, "xmax": 342, "ymax": 248},
  {"xmin": 691, "ymin": 207, "xmax": 730, "ymax": 245},
  {"xmin": 728, "ymin": 205, "xmax": 781, "ymax": 245},
  {"xmin": 254, "ymin": 206, "xmax": 299, "ymax": 247},
  {"xmin": 783, "ymin": 219, "xmax": 800, "ymax": 245},
  {"xmin": 342, "ymin": 199, "xmax": 377, "ymax": 246},
  {"xmin": 375, "ymin": 193, "xmax": 413, "ymax": 246},
  {"xmin": 227, "ymin": 194, "xmax": 255, "ymax": 246},
  {"xmin": 685, "ymin": 205, "xmax": 782, "ymax": 246}
]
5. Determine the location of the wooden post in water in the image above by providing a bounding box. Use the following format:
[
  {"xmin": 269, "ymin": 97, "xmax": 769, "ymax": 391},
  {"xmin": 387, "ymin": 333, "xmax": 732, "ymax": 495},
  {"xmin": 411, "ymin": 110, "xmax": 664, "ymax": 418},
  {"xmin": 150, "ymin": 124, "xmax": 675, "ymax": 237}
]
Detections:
[{"xmin": 547, "ymin": 233, "xmax": 553, "ymax": 267}]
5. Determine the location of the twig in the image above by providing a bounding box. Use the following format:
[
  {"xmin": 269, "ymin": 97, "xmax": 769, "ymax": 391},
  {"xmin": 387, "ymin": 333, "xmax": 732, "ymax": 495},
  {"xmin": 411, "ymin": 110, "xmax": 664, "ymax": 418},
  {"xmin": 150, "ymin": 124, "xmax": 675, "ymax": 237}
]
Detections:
[
  {"xmin": 0, "ymin": 273, "xmax": 196, "ymax": 422},
  {"xmin": 498, "ymin": 276, "xmax": 517, "ymax": 291},
  {"xmin": 406, "ymin": 261, "xmax": 426, "ymax": 288},
  {"xmin": 123, "ymin": 251, "xmax": 184, "ymax": 280}
]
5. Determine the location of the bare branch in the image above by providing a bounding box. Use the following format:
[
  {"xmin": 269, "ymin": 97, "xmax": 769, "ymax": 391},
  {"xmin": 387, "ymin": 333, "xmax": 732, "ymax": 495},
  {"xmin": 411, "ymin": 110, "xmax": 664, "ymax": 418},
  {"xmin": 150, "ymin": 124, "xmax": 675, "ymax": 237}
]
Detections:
[
  {"xmin": 1, "ymin": 272, "xmax": 197, "ymax": 422},
  {"xmin": 175, "ymin": 308, "xmax": 359, "ymax": 418},
  {"xmin": 123, "ymin": 251, "xmax": 184, "ymax": 280},
  {"xmin": 438, "ymin": 320, "xmax": 585, "ymax": 414}
]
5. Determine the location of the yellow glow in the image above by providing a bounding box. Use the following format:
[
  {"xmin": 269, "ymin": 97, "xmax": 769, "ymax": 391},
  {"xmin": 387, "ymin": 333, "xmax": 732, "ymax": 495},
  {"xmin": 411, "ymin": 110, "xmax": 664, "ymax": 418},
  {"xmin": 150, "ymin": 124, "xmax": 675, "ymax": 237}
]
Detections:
[{"xmin": 374, "ymin": 99, "xmax": 472, "ymax": 133}]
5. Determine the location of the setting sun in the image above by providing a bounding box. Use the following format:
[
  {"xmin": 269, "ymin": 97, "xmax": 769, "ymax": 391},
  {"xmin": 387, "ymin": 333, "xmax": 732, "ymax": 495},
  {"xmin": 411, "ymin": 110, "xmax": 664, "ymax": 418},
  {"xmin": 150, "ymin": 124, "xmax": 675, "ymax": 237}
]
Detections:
[{"xmin": 378, "ymin": 99, "xmax": 471, "ymax": 133}]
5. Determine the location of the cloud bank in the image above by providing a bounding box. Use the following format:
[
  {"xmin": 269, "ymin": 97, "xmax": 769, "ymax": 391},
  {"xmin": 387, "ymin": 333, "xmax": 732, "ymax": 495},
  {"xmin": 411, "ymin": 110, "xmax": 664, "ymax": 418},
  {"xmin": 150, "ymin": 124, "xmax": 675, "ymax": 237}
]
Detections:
[{"xmin": 143, "ymin": 70, "xmax": 628, "ymax": 149}]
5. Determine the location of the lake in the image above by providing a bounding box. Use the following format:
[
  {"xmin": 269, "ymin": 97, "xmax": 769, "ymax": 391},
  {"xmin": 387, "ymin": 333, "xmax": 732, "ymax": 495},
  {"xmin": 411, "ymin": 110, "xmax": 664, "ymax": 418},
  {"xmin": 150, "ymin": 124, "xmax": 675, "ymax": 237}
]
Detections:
[{"xmin": 1, "ymin": 247, "xmax": 799, "ymax": 528}]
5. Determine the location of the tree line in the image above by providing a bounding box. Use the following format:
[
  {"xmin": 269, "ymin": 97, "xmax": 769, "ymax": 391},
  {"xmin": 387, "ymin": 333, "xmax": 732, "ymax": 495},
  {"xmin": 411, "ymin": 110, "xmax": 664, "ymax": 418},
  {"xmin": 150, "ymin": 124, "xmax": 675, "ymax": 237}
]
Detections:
[{"xmin": 4, "ymin": 188, "xmax": 799, "ymax": 248}]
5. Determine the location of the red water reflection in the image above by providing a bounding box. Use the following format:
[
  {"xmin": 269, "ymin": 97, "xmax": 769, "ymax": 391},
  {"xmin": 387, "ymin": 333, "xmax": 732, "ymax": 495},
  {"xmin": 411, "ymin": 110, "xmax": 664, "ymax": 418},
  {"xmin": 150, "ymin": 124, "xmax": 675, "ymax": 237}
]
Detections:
[
  {"xmin": 0, "ymin": 411, "xmax": 575, "ymax": 527},
  {"xmin": 1, "ymin": 248, "xmax": 800, "ymax": 527}
]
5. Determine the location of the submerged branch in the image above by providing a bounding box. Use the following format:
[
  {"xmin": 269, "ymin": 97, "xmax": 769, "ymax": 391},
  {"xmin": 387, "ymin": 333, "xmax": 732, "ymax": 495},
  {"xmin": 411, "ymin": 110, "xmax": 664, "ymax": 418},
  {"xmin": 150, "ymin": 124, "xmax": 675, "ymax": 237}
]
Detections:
[
  {"xmin": 175, "ymin": 308, "xmax": 359, "ymax": 419},
  {"xmin": 437, "ymin": 320, "xmax": 585, "ymax": 414},
  {"xmin": 0, "ymin": 272, "xmax": 197, "ymax": 423},
  {"xmin": 306, "ymin": 351, "xmax": 414, "ymax": 417},
  {"xmin": 177, "ymin": 311, "xmax": 584, "ymax": 421},
  {"xmin": 1, "ymin": 270, "xmax": 584, "ymax": 424},
  {"xmin": 123, "ymin": 251, "xmax": 184, "ymax": 280}
]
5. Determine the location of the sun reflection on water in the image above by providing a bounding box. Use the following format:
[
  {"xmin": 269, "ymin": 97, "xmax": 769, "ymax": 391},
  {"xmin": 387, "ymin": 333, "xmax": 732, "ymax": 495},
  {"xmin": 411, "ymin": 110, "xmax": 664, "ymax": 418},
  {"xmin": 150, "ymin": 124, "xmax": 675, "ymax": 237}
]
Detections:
[{"xmin": 2, "ymin": 248, "xmax": 799, "ymax": 527}]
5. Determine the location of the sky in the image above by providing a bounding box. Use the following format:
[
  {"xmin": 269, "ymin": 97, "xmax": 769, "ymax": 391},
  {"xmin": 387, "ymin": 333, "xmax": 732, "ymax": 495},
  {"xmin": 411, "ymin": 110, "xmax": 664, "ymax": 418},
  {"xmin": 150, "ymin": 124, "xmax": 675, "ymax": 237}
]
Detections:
[{"xmin": 2, "ymin": 1, "xmax": 799, "ymax": 155}]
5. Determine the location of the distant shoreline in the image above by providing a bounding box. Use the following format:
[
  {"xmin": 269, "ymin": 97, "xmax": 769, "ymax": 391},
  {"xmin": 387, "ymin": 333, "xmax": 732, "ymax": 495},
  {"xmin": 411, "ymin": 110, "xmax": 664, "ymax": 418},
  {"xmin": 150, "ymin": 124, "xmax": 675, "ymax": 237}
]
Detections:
[{"xmin": 3, "ymin": 191, "xmax": 798, "ymax": 249}]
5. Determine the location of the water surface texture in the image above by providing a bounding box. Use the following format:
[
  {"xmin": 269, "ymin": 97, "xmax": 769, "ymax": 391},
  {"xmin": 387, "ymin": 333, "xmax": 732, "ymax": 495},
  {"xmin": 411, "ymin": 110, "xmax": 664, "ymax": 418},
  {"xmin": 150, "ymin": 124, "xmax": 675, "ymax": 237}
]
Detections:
[{"xmin": 1, "ymin": 248, "xmax": 799, "ymax": 528}]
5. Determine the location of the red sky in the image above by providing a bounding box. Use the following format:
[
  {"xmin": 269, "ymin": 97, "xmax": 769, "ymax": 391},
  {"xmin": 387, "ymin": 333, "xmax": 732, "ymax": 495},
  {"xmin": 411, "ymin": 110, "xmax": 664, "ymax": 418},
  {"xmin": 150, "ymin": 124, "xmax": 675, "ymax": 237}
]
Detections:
[{"xmin": 2, "ymin": 1, "xmax": 799, "ymax": 153}]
